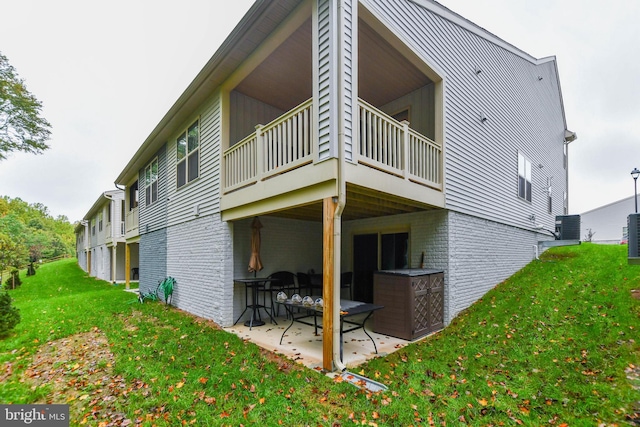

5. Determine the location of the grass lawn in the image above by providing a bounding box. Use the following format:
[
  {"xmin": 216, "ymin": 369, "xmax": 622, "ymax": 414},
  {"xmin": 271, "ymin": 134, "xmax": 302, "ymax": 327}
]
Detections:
[{"xmin": 1, "ymin": 243, "xmax": 639, "ymax": 426}]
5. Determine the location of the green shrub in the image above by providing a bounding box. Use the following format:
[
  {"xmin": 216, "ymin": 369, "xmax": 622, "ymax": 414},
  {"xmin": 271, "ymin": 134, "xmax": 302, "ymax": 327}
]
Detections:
[
  {"xmin": 0, "ymin": 291, "xmax": 20, "ymax": 336},
  {"xmin": 3, "ymin": 269, "xmax": 21, "ymax": 289}
]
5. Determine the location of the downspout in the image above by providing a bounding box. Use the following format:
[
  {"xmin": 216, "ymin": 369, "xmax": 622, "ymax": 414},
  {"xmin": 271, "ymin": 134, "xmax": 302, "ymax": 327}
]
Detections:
[{"xmin": 333, "ymin": 0, "xmax": 347, "ymax": 372}]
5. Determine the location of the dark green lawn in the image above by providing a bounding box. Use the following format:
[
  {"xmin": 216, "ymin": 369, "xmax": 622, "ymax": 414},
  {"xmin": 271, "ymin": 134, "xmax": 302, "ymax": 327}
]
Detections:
[{"xmin": 1, "ymin": 243, "xmax": 639, "ymax": 426}]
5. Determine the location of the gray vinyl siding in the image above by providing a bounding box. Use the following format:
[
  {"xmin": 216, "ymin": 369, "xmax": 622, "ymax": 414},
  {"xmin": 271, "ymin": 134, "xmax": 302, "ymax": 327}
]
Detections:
[
  {"xmin": 380, "ymin": 83, "xmax": 436, "ymax": 140},
  {"xmin": 167, "ymin": 93, "xmax": 222, "ymax": 227},
  {"xmin": 361, "ymin": 0, "xmax": 567, "ymax": 232},
  {"xmin": 341, "ymin": 0, "xmax": 356, "ymax": 161},
  {"xmin": 139, "ymin": 228, "xmax": 167, "ymax": 296},
  {"xmin": 229, "ymin": 91, "xmax": 284, "ymax": 145},
  {"xmin": 139, "ymin": 145, "xmax": 168, "ymax": 233},
  {"xmin": 316, "ymin": 0, "xmax": 335, "ymax": 160}
]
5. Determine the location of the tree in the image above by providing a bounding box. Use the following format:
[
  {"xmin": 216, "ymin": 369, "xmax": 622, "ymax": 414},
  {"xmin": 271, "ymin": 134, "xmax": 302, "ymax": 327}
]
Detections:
[
  {"xmin": 0, "ymin": 290, "xmax": 21, "ymax": 336},
  {"xmin": 0, "ymin": 52, "xmax": 51, "ymax": 160}
]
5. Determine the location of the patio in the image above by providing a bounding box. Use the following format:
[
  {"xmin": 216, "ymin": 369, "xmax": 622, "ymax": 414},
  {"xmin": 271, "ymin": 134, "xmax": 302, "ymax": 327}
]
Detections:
[{"xmin": 224, "ymin": 311, "xmax": 416, "ymax": 370}]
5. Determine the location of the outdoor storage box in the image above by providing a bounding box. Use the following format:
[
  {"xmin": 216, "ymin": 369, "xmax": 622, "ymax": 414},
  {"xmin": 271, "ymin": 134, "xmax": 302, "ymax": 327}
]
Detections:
[{"xmin": 373, "ymin": 269, "xmax": 444, "ymax": 340}]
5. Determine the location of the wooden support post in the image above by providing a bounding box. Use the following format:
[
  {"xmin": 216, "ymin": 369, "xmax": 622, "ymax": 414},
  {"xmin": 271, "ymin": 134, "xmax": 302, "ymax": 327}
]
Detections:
[
  {"xmin": 322, "ymin": 197, "xmax": 336, "ymax": 371},
  {"xmin": 125, "ymin": 243, "xmax": 131, "ymax": 290}
]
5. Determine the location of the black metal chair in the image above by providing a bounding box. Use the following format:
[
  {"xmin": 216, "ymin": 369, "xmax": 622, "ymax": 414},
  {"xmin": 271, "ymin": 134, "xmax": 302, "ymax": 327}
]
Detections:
[
  {"xmin": 296, "ymin": 272, "xmax": 322, "ymax": 296},
  {"xmin": 266, "ymin": 271, "xmax": 296, "ymax": 318},
  {"xmin": 341, "ymin": 271, "xmax": 353, "ymax": 300}
]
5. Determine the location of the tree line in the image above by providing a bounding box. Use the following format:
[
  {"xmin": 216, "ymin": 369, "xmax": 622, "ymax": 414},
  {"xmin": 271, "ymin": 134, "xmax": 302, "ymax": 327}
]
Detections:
[{"xmin": 0, "ymin": 196, "xmax": 75, "ymax": 284}]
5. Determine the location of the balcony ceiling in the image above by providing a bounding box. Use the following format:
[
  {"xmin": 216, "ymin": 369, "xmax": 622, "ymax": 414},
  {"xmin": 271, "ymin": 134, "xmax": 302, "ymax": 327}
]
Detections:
[
  {"xmin": 234, "ymin": 18, "xmax": 433, "ymax": 111},
  {"xmin": 265, "ymin": 183, "xmax": 436, "ymax": 222}
]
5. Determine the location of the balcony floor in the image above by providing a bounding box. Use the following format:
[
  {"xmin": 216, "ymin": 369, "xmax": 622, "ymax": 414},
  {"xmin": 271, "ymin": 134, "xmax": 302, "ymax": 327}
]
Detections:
[{"xmin": 224, "ymin": 312, "xmax": 423, "ymax": 370}]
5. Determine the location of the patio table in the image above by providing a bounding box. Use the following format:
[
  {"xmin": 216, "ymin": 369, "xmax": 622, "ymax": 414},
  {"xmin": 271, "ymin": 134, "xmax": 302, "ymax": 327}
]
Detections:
[
  {"xmin": 277, "ymin": 299, "xmax": 383, "ymax": 358},
  {"xmin": 233, "ymin": 277, "xmax": 279, "ymax": 329}
]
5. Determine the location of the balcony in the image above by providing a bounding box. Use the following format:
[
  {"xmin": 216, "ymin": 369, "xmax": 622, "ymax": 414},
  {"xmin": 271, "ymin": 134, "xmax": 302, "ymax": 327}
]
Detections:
[
  {"xmin": 125, "ymin": 207, "xmax": 139, "ymax": 240},
  {"xmin": 221, "ymin": 99, "xmax": 443, "ymax": 220}
]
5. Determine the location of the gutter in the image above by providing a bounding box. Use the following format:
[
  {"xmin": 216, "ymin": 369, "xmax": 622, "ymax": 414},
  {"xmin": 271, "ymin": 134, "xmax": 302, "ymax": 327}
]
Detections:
[{"xmin": 332, "ymin": 0, "xmax": 347, "ymax": 373}]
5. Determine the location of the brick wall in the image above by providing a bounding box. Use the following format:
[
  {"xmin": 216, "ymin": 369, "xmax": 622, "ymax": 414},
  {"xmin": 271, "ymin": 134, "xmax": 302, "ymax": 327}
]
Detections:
[
  {"xmin": 167, "ymin": 214, "xmax": 233, "ymax": 326},
  {"xmin": 342, "ymin": 209, "xmax": 544, "ymax": 324},
  {"xmin": 447, "ymin": 211, "xmax": 541, "ymax": 320},
  {"xmin": 139, "ymin": 228, "xmax": 167, "ymax": 295}
]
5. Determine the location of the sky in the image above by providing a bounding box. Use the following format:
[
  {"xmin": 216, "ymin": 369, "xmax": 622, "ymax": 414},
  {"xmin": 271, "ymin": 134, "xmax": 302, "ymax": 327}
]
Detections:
[{"xmin": 1, "ymin": 0, "xmax": 639, "ymax": 222}]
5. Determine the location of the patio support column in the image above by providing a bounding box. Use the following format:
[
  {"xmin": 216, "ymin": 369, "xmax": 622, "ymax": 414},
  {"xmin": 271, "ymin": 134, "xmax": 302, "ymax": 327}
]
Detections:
[
  {"xmin": 111, "ymin": 246, "xmax": 117, "ymax": 283},
  {"xmin": 125, "ymin": 243, "xmax": 131, "ymax": 290},
  {"xmin": 322, "ymin": 197, "xmax": 336, "ymax": 371}
]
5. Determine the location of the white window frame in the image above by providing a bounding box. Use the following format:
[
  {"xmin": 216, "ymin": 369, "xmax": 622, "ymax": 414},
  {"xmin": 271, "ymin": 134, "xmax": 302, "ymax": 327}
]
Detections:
[
  {"xmin": 518, "ymin": 152, "xmax": 532, "ymax": 202},
  {"xmin": 145, "ymin": 157, "xmax": 159, "ymax": 206},
  {"xmin": 176, "ymin": 119, "xmax": 200, "ymax": 189}
]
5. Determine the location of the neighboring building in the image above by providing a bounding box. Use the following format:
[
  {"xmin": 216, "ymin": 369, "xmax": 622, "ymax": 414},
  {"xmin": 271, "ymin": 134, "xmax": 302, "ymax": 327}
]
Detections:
[
  {"xmin": 76, "ymin": 190, "xmax": 130, "ymax": 282},
  {"xmin": 74, "ymin": 220, "xmax": 89, "ymax": 273},
  {"xmin": 111, "ymin": 0, "xmax": 575, "ymax": 369},
  {"xmin": 580, "ymin": 195, "xmax": 636, "ymax": 244}
]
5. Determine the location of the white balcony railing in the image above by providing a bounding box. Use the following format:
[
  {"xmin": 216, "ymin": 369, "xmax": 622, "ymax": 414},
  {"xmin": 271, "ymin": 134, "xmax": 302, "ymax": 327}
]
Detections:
[
  {"xmin": 223, "ymin": 99, "xmax": 314, "ymax": 193},
  {"xmin": 358, "ymin": 99, "xmax": 442, "ymax": 191},
  {"xmin": 125, "ymin": 207, "xmax": 139, "ymax": 237},
  {"xmin": 222, "ymin": 98, "xmax": 443, "ymax": 194}
]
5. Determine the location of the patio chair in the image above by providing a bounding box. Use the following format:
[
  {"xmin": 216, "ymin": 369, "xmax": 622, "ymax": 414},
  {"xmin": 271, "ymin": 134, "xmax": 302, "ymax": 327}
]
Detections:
[
  {"xmin": 265, "ymin": 271, "xmax": 297, "ymax": 318},
  {"xmin": 296, "ymin": 272, "xmax": 322, "ymax": 296},
  {"xmin": 341, "ymin": 271, "xmax": 353, "ymax": 300}
]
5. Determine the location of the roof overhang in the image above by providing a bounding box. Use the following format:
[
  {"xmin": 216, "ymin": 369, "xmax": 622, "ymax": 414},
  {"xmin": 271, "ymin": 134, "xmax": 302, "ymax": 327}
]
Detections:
[
  {"xmin": 114, "ymin": 0, "xmax": 304, "ymax": 185},
  {"xmin": 83, "ymin": 190, "xmax": 122, "ymax": 220}
]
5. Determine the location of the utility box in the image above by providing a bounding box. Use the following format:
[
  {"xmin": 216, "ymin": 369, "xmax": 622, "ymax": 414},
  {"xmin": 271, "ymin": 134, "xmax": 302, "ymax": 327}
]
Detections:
[
  {"xmin": 373, "ymin": 269, "xmax": 444, "ymax": 340},
  {"xmin": 629, "ymin": 214, "xmax": 640, "ymax": 263},
  {"xmin": 555, "ymin": 215, "xmax": 581, "ymax": 240}
]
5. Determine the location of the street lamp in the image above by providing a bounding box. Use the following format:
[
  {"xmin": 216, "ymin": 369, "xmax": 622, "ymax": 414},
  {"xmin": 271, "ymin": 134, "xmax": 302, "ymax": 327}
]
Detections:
[{"xmin": 632, "ymin": 168, "xmax": 640, "ymax": 213}]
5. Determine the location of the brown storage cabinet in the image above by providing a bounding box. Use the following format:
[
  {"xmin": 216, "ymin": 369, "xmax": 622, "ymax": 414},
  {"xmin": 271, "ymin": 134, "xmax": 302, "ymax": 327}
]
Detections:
[{"xmin": 373, "ymin": 269, "xmax": 444, "ymax": 340}]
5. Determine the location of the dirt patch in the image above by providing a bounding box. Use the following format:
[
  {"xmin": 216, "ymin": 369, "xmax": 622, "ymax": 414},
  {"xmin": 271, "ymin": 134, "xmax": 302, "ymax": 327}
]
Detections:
[
  {"xmin": 24, "ymin": 327, "xmax": 145, "ymax": 426},
  {"xmin": 632, "ymin": 289, "xmax": 640, "ymax": 300}
]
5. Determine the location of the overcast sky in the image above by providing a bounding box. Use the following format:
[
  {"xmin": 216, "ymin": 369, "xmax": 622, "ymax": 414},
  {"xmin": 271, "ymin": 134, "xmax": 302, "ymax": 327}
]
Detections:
[{"xmin": 1, "ymin": 0, "xmax": 639, "ymax": 222}]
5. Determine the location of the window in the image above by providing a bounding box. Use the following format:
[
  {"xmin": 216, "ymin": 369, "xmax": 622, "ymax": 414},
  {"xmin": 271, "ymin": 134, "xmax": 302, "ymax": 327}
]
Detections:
[
  {"xmin": 145, "ymin": 158, "xmax": 159, "ymax": 206},
  {"xmin": 381, "ymin": 232, "xmax": 409, "ymax": 270},
  {"xmin": 177, "ymin": 120, "xmax": 199, "ymax": 188},
  {"xmin": 391, "ymin": 108, "xmax": 410, "ymax": 123},
  {"xmin": 98, "ymin": 212, "xmax": 103, "ymax": 232},
  {"xmin": 129, "ymin": 181, "xmax": 139, "ymax": 210},
  {"xmin": 547, "ymin": 177, "xmax": 552, "ymax": 214},
  {"xmin": 518, "ymin": 153, "xmax": 532, "ymax": 202},
  {"xmin": 91, "ymin": 219, "xmax": 95, "ymax": 236},
  {"xmin": 106, "ymin": 202, "xmax": 111, "ymax": 224}
]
